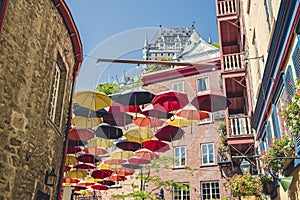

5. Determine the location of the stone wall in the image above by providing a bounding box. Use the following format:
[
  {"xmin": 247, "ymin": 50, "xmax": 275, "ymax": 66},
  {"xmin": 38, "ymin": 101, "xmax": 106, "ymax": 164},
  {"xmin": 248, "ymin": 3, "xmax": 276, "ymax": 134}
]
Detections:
[{"xmin": 0, "ymin": 0, "xmax": 76, "ymax": 199}]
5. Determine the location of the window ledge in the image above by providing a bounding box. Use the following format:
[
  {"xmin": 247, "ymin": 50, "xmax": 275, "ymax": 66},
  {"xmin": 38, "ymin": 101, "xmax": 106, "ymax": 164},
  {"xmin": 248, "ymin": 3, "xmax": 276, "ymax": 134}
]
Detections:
[
  {"xmin": 200, "ymin": 164, "xmax": 218, "ymax": 168},
  {"xmin": 172, "ymin": 166, "xmax": 186, "ymax": 170}
]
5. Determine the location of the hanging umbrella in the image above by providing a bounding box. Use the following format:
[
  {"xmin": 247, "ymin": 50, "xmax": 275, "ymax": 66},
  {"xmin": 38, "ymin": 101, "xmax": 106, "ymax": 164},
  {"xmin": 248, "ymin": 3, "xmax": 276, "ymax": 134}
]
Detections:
[
  {"xmin": 133, "ymin": 116, "xmax": 165, "ymax": 128},
  {"xmin": 88, "ymin": 138, "xmax": 114, "ymax": 148},
  {"xmin": 68, "ymin": 139, "xmax": 87, "ymax": 147},
  {"xmin": 109, "ymin": 88, "xmax": 155, "ymax": 106},
  {"xmin": 109, "ymin": 150, "xmax": 134, "ymax": 159},
  {"xmin": 116, "ymin": 140, "xmax": 142, "ymax": 152},
  {"xmin": 104, "ymin": 158, "xmax": 127, "ymax": 166},
  {"xmin": 73, "ymin": 162, "xmax": 96, "ymax": 170},
  {"xmin": 99, "ymin": 180, "xmax": 116, "ymax": 186},
  {"xmin": 167, "ymin": 116, "xmax": 198, "ymax": 127},
  {"xmin": 77, "ymin": 154, "xmax": 101, "ymax": 163},
  {"xmin": 74, "ymin": 190, "xmax": 93, "ymax": 195},
  {"xmin": 142, "ymin": 139, "xmax": 170, "ymax": 152},
  {"xmin": 91, "ymin": 169, "xmax": 113, "ymax": 179},
  {"xmin": 67, "ymin": 146, "xmax": 82, "ymax": 154},
  {"xmin": 85, "ymin": 176, "xmax": 103, "ymax": 183},
  {"xmin": 109, "ymin": 102, "xmax": 142, "ymax": 113},
  {"xmin": 102, "ymin": 112, "xmax": 133, "ymax": 126},
  {"xmin": 115, "ymin": 167, "xmax": 135, "ymax": 176},
  {"xmin": 141, "ymin": 104, "xmax": 173, "ymax": 119},
  {"xmin": 66, "ymin": 155, "xmax": 77, "ymax": 165},
  {"xmin": 91, "ymin": 183, "xmax": 109, "ymax": 190},
  {"xmin": 64, "ymin": 166, "xmax": 72, "ymax": 172},
  {"xmin": 176, "ymin": 104, "xmax": 210, "ymax": 120},
  {"xmin": 155, "ymin": 125, "xmax": 184, "ymax": 142},
  {"xmin": 94, "ymin": 124, "xmax": 123, "ymax": 139},
  {"xmin": 109, "ymin": 174, "xmax": 127, "ymax": 182},
  {"xmin": 135, "ymin": 148, "xmax": 159, "ymax": 161},
  {"xmin": 73, "ymin": 103, "xmax": 109, "ymax": 118},
  {"xmin": 191, "ymin": 91, "xmax": 231, "ymax": 112},
  {"xmin": 63, "ymin": 177, "xmax": 80, "ymax": 184},
  {"xmin": 124, "ymin": 128, "xmax": 154, "ymax": 143},
  {"xmin": 151, "ymin": 90, "xmax": 189, "ymax": 112},
  {"xmin": 83, "ymin": 146, "xmax": 108, "ymax": 156},
  {"xmin": 128, "ymin": 156, "xmax": 151, "ymax": 165},
  {"xmin": 76, "ymin": 181, "xmax": 96, "ymax": 187},
  {"xmin": 122, "ymin": 163, "xmax": 142, "ymax": 169},
  {"xmin": 68, "ymin": 127, "xmax": 94, "ymax": 141},
  {"xmin": 73, "ymin": 90, "xmax": 113, "ymax": 111},
  {"xmin": 97, "ymin": 163, "xmax": 111, "ymax": 170},
  {"xmin": 71, "ymin": 116, "xmax": 102, "ymax": 128},
  {"xmin": 65, "ymin": 169, "xmax": 88, "ymax": 179}
]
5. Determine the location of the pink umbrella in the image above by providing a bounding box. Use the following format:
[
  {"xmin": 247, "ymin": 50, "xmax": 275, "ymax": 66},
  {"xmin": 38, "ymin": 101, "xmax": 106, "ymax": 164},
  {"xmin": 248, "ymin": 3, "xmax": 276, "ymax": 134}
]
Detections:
[
  {"xmin": 91, "ymin": 169, "xmax": 113, "ymax": 179},
  {"xmin": 83, "ymin": 146, "xmax": 108, "ymax": 156},
  {"xmin": 135, "ymin": 148, "xmax": 159, "ymax": 161},
  {"xmin": 142, "ymin": 139, "xmax": 170, "ymax": 152},
  {"xmin": 128, "ymin": 156, "xmax": 151, "ymax": 165},
  {"xmin": 104, "ymin": 158, "xmax": 127, "ymax": 165}
]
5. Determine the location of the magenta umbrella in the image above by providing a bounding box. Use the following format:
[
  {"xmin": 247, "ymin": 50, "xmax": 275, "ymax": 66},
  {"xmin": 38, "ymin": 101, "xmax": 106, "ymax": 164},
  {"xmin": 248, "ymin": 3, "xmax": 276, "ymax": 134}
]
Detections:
[
  {"xmin": 116, "ymin": 140, "xmax": 142, "ymax": 152},
  {"xmin": 142, "ymin": 139, "xmax": 170, "ymax": 152},
  {"xmin": 155, "ymin": 125, "xmax": 184, "ymax": 142},
  {"xmin": 191, "ymin": 91, "xmax": 231, "ymax": 112}
]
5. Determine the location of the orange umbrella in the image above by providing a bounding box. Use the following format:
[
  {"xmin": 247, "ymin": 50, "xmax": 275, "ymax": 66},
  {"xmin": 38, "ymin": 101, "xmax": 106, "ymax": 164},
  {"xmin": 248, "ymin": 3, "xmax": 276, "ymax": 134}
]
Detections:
[
  {"xmin": 109, "ymin": 174, "xmax": 127, "ymax": 181},
  {"xmin": 115, "ymin": 167, "xmax": 135, "ymax": 176},
  {"xmin": 68, "ymin": 127, "xmax": 94, "ymax": 141},
  {"xmin": 133, "ymin": 116, "xmax": 165, "ymax": 128},
  {"xmin": 135, "ymin": 148, "xmax": 159, "ymax": 161},
  {"xmin": 83, "ymin": 146, "xmax": 108, "ymax": 156},
  {"xmin": 176, "ymin": 104, "xmax": 210, "ymax": 120},
  {"xmin": 63, "ymin": 177, "xmax": 80, "ymax": 184},
  {"xmin": 76, "ymin": 181, "xmax": 95, "ymax": 187}
]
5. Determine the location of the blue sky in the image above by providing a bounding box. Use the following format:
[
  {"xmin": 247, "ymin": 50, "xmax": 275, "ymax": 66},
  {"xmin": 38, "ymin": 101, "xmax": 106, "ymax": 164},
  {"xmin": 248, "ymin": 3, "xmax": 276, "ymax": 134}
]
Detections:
[{"xmin": 65, "ymin": 1, "xmax": 219, "ymax": 91}]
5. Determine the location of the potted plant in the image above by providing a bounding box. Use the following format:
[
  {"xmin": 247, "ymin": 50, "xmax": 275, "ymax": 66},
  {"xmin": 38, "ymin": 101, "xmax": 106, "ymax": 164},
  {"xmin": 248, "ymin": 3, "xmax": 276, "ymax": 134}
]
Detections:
[
  {"xmin": 259, "ymin": 174, "xmax": 274, "ymax": 195},
  {"xmin": 218, "ymin": 120, "xmax": 228, "ymax": 152}
]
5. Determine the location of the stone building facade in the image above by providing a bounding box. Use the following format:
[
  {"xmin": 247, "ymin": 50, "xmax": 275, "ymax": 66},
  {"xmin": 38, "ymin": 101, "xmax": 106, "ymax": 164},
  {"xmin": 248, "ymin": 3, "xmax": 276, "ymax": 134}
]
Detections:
[{"xmin": 0, "ymin": 0, "xmax": 82, "ymax": 199}]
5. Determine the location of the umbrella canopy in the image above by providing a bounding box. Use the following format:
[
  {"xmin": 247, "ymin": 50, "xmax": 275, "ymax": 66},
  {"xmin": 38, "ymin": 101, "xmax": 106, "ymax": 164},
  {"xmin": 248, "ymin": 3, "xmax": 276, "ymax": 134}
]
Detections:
[
  {"xmin": 109, "ymin": 174, "xmax": 127, "ymax": 182},
  {"xmin": 102, "ymin": 112, "xmax": 133, "ymax": 126},
  {"xmin": 133, "ymin": 116, "xmax": 165, "ymax": 128},
  {"xmin": 191, "ymin": 91, "xmax": 231, "ymax": 112},
  {"xmin": 122, "ymin": 163, "xmax": 142, "ymax": 169},
  {"xmin": 63, "ymin": 177, "xmax": 80, "ymax": 184},
  {"xmin": 71, "ymin": 116, "xmax": 102, "ymax": 128},
  {"xmin": 73, "ymin": 90, "xmax": 113, "ymax": 111},
  {"xmin": 128, "ymin": 156, "xmax": 151, "ymax": 165},
  {"xmin": 115, "ymin": 167, "xmax": 135, "ymax": 176},
  {"xmin": 67, "ymin": 146, "xmax": 82, "ymax": 154},
  {"xmin": 167, "ymin": 116, "xmax": 198, "ymax": 127},
  {"xmin": 68, "ymin": 139, "xmax": 87, "ymax": 147},
  {"xmin": 91, "ymin": 169, "xmax": 113, "ymax": 179},
  {"xmin": 64, "ymin": 166, "xmax": 72, "ymax": 172},
  {"xmin": 97, "ymin": 163, "xmax": 112, "ymax": 170},
  {"xmin": 124, "ymin": 128, "xmax": 154, "ymax": 143},
  {"xmin": 73, "ymin": 162, "xmax": 96, "ymax": 170},
  {"xmin": 77, "ymin": 154, "xmax": 101, "ymax": 163},
  {"xmin": 84, "ymin": 177, "xmax": 103, "ymax": 183},
  {"xmin": 151, "ymin": 90, "xmax": 189, "ymax": 112},
  {"xmin": 83, "ymin": 146, "xmax": 108, "ymax": 156},
  {"xmin": 91, "ymin": 183, "xmax": 109, "ymax": 190},
  {"xmin": 116, "ymin": 140, "xmax": 142, "ymax": 152},
  {"xmin": 99, "ymin": 180, "xmax": 116, "ymax": 186},
  {"xmin": 155, "ymin": 125, "xmax": 184, "ymax": 142},
  {"xmin": 109, "ymin": 88, "xmax": 155, "ymax": 106},
  {"xmin": 109, "ymin": 102, "xmax": 142, "ymax": 113},
  {"xmin": 73, "ymin": 103, "xmax": 109, "ymax": 118},
  {"xmin": 142, "ymin": 140, "xmax": 170, "ymax": 152},
  {"xmin": 141, "ymin": 104, "xmax": 173, "ymax": 119},
  {"xmin": 68, "ymin": 127, "xmax": 94, "ymax": 141},
  {"xmin": 66, "ymin": 155, "xmax": 77, "ymax": 165},
  {"xmin": 176, "ymin": 104, "xmax": 210, "ymax": 120},
  {"xmin": 94, "ymin": 124, "xmax": 123, "ymax": 139},
  {"xmin": 135, "ymin": 148, "xmax": 159, "ymax": 161},
  {"xmin": 65, "ymin": 169, "xmax": 87, "ymax": 179},
  {"xmin": 109, "ymin": 150, "xmax": 134, "ymax": 159},
  {"xmin": 104, "ymin": 158, "xmax": 127, "ymax": 166},
  {"xmin": 76, "ymin": 181, "xmax": 95, "ymax": 187},
  {"xmin": 87, "ymin": 138, "xmax": 114, "ymax": 148}
]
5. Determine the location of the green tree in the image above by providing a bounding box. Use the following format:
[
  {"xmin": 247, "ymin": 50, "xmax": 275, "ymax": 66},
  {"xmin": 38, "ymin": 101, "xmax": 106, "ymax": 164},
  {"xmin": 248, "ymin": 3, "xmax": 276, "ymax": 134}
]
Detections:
[
  {"xmin": 96, "ymin": 83, "xmax": 120, "ymax": 95},
  {"xmin": 147, "ymin": 58, "xmax": 171, "ymax": 73}
]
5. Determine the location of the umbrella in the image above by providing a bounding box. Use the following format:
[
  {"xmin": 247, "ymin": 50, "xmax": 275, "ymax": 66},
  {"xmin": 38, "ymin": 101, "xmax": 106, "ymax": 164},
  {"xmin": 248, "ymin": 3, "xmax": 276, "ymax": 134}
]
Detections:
[
  {"xmin": 94, "ymin": 124, "xmax": 123, "ymax": 139},
  {"xmin": 88, "ymin": 138, "xmax": 114, "ymax": 148},
  {"xmin": 67, "ymin": 146, "xmax": 82, "ymax": 154},
  {"xmin": 91, "ymin": 169, "xmax": 113, "ymax": 179},
  {"xmin": 141, "ymin": 104, "xmax": 173, "ymax": 119},
  {"xmin": 63, "ymin": 177, "xmax": 80, "ymax": 184},
  {"xmin": 109, "ymin": 102, "xmax": 142, "ymax": 113},
  {"xmin": 104, "ymin": 158, "xmax": 127, "ymax": 166},
  {"xmin": 77, "ymin": 154, "xmax": 101, "ymax": 163},
  {"xmin": 142, "ymin": 139, "xmax": 170, "ymax": 152},
  {"xmin": 109, "ymin": 88, "xmax": 155, "ymax": 106},
  {"xmin": 68, "ymin": 127, "xmax": 94, "ymax": 141},
  {"xmin": 85, "ymin": 177, "xmax": 103, "ymax": 183},
  {"xmin": 73, "ymin": 90, "xmax": 113, "ymax": 111},
  {"xmin": 73, "ymin": 162, "xmax": 96, "ymax": 170},
  {"xmin": 124, "ymin": 128, "xmax": 154, "ymax": 143},
  {"xmin": 64, "ymin": 166, "xmax": 72, "ymax": 172},
  {"xmin": 115, "ymin": 167, "xmax": 135, "ymax": 176},
  {"xmin": 74, "ymin": 190, "xmax": 93, "ymax": 195},
  {"xmin": 133, "ymin": 116, "xmax": 165, "ymax": 128},
  {"xmin": 135, "ymin": 148, "xmax": 159, "ymax": 161},
  {"xmin": 190, "ymin": 91, "xmax": 231, "ymax": 112},
  {"xmin": 128, "ymin": 156, "xmax": 151, "ymax": 165},
  {"xmin": 71, "ymin": 116, "xmax": 102, "ymax": 128},
  {"xmin": 109, "ymin": 150, "xmax": 134, "ymax": 159},
  {"xmin": 73, "ymin": 103, "xmax": 109, "ymax": 118},
  {"xmin": 83, "ymin": 146, "xmax": 108, "ymax": 156},
  {"xmin": 91, "ymin": 183, "xmax": 109, "ymax": 190},
  {"xmin": 68, "ymin": 139, "xmax": 87, "ymax": 147},
  {"xmin": 151, "ymin": 90, "xmax": 189, "ymax": 112},
  {"xmin": 102, "ymin": 112, "xmax": 133, "ymax": 126},
  {"xmin": 66, "ymin": 155, "xmax": 77, "ymax": 165},
  {"xmin": 116, "ymin": 140, "xmax": 142, "ymax": 151},
  {"xmin": 122, "ymin": 163, "xmax": 142, "ymax": 169},
  {"xmin": 167, "ymin": 116, "xmax": 198, "ymax": 127},
  {"xmin": 175, "ymin": 104, "xmax": 210, "ymax": 120},
  {"xmin": 155, "ymin": 125, "xmax": 184, "ymax": 142},
  {"xmin": 97, "ymin": 163, "xmax": 112, "ymax": 170},
  {"xmin": 99, "ymin": 180, "xmax": 116, "ymax": 186},
  {"xmin": 109, "ymin": 174, "xmax": 127, "ymax": 181},
  {"xmin": 76, "ymin": 181, "xmax": 96, "ymax": 187},
  {"xmin": 65, "ymin": 169, "xmax": 87, "ymax": 179}
]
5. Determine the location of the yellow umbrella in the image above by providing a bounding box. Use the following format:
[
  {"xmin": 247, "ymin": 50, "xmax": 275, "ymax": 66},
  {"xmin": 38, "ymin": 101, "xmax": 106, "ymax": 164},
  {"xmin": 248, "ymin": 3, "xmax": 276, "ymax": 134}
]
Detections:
[
  {"xmin": 109, "ymin": 150, "xmax": 134, "ymax": 159},
  {"xmin": 88, "ymin": 138, "xmax": 114, "ymax": 148},
  {"xmin": 85, "ymin": 176, "xmax": 103, "ymax": 183},
  {"xmin": 71, "ymin": 116, "xmax": 102, "ymax": 128},
  {"xmin": 124, "ymin": 128, "xmax": 154, "ymax": 143},
  {"xmin": 97, "ymin": 163, "xmax": 112, "ymax": 170},
  {"xmin": 167, "ymin": 116, "xmax": 198, "ymax": 127},
  {"xmin": 65, "ymin": 155, "xmax": 77, "ymax": 165},
  {"xmin": 73, "ymin": 90, "xmax": 112, "ymax": 111},
  {"xmin": 65, "ymin": 169, "xmax": 87, "ymax": 179},
  {"xmin": 74, "ymin": 190, "xmax": 93, "ymax": 195}
]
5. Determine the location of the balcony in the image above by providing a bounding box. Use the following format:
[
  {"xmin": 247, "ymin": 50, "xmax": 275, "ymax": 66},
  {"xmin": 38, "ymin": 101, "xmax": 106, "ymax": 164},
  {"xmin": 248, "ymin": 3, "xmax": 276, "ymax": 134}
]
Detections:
[
  {"xmin": 222, "ymin": 53, "xmax": 244, "ymax": 72},
  {"xmin": 217, "ymin": 0, "xmax": 238, "ymax": 16},
  {"xmin": 228, "ymin": 115, "xmax": 252, "ymax": 136}
]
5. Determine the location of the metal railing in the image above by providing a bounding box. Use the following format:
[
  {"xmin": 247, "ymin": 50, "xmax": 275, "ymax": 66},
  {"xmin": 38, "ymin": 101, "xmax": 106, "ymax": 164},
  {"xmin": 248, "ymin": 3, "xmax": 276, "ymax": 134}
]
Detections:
[
  {"xmin": 217, "ymin": 0, "xmax": 237, "ymax": 16},
  {"xmin": 223, "ymin": 53, "xmax": 244, "ymax": 71}
]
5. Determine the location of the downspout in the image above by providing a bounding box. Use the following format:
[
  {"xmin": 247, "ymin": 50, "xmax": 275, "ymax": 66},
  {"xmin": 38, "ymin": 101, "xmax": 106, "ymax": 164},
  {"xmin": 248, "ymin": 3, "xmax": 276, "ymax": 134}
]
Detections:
[{"xmin": 0, "ymin": 0, "xmax": 9, "ymax": 38}]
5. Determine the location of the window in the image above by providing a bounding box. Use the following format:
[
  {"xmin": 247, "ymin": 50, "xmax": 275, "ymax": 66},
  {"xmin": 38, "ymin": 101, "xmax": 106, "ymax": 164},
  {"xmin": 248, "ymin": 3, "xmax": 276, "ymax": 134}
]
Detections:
[
  {"xmin": 261, "ymin": 122, "xmax": 273, "ymax": 151},
  {"xmin": 284, "ymin": 65, "xmax": 295, "ymax": 101},
  {"xmin": 201, "ymin": 181, "xmax": 220, "ymax": 200},
  {"xmin": 173, "ymin": 183, "xmax": 190, "ymax": 200},
  {"xmin": 174, "ymin": 146, "xmax": 186, "ymax": 167},
  {"xmin": 276, "ymin": 89, "xmax": 287, "ymax": 135},
  {"xmin": 197, "ymin": 77, "xmax": 209, "ymax": 93},
  {"xmin": 292, "ymin": 35, "xmax": 300, "ymax": 79},
  {"xmin": 201, "ymin": 143, "xmax": 214, "ymax": 165},
  {"xmin": 172, "ymin": 81, "xmax": 184, "ymax": 92},
  {"xmin": 263, "ymin": 0, "xmax": 274, "ymax": 31}
]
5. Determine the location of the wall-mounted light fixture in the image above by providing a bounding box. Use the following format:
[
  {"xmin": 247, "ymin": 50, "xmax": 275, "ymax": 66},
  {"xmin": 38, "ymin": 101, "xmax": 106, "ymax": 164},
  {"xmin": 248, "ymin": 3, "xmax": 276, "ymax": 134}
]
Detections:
[
  {"xmin": 240, "ymin": 159, "xmax": 251, "ymax": 174},
  {"xmin": 45, "ymin": 169, "xmax": 57, "ymax": 186}
]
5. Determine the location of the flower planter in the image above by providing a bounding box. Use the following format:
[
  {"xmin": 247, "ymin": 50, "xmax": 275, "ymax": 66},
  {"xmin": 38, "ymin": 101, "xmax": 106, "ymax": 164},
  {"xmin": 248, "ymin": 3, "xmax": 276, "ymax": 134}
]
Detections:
[{"xmin": 240, "ymin": 196, "xmax": 259, "ymax": 200}]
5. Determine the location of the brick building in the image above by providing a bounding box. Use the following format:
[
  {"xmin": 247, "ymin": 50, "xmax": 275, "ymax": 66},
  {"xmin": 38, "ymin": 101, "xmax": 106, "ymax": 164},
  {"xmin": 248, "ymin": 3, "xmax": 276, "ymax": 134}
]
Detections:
[{"xmin": 0, "ymin": 0, "xmax": 82, "ymax": 199}]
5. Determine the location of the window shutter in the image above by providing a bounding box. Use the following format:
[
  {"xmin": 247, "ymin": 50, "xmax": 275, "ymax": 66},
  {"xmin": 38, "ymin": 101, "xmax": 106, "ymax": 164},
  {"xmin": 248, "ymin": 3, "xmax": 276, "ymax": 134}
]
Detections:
[
  {"xmin": 266, "ymin": 122, "xmax": 273, "ymax": 148},
  {"xmin": 271, "ymin": 104, "xmax": 281, "ymax": 138},
  {"xmin": 292, "ymin": 39, "xmax": 300, "ymax": 78},
  {"xmin": 283, "ymin": 65, "xmax": 295, "ymax": 100},
  {"xmin": 294, "ymin": 135, "xmax": 300, "ymax": 168},
  {"xmin": 260, "ymin": 139, "xmax": 265, "ymax": 152}
]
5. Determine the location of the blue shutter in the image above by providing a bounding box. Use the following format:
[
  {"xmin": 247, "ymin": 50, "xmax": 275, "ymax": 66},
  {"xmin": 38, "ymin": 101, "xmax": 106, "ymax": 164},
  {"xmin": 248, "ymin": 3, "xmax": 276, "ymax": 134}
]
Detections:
[
  {"xmin": 294, "ymin": 135, "xmax": 300, "ymax": 168},
  {"xmin": 292, "ymin": 38, "xmax": 300, "ymax": 78},
  {"xmin": 266, "ymin": 122, "xmax": 272, "ymax": 149},
  {"xmin": 260, "ymin": 139, "xmax": 265, "ymax": 152},
  {"xmin": 283, "ymin": 65, "xmax": 295, "ymax": 100},
  {"xmin": 271, "ymin": 104, "xmax": 281, "ymax": 138}
]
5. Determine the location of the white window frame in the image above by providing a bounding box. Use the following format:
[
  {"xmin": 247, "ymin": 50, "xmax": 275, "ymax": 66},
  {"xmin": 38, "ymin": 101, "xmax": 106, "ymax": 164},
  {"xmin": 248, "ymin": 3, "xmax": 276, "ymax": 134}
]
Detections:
[
  {"xmin": 197, "ymin": 76, "xmax": 210, "ymax": 93},
  {"xmin": 174, "ymin": 146, "xmax": 186, "ymax": 167},
  {"xmin": 48, "ymin": 64, "xmax": 61, "ymax": 122},
  {"xmin": 201, "ymin": 181, "xmax": 220, "ymax": 200},
  {"xmin": 173, "ymin": 183, "xmax": 190, "ymax": 200},
  {"xmin": 201, "ymin": 143, "xmax": 215, "ymax": 165},
  {"xmin": 172, "ymin": 81, "xmax": 184, "ymax": 93},
  {"xmin": 276, "ymin": 89, "xmax": 287, "ymax": 136},
  {"xmin": 199, "ymin": 112, "xmax": 213, "ymax": 124}
]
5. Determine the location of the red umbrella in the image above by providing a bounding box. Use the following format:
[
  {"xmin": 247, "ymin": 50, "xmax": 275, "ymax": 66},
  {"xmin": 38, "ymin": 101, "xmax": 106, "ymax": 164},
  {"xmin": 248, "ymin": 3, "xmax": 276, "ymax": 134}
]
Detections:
[
  {"xmin": 116, "ymin": 140, "xmax": 142, "ymax": 152},
  {"xmin": 91, "ymin": 169, "xmax": 113, "ymax": 179},
  {"xmin": 83, "ymin": 146, "xmax": 108, "ymax": 156},
  {"xmin": 67, "ymin": 146, "xmax": 82, "ymax": 154},
  {"xmin": 73, "ymin": 162, "xmax": 96, "ymax": 170},
  {"xmin": 133, "ymin": 116, "xmax": 165, "ymax": 128},
  {"xmin": 68, "ymin": 127, "xmax": 94, "ymax": 141},
  {"xmin": 91, "ymin": 183, "xmax": 109, "ymax": 190},
  {"xmin": 141, "ymin": 104, "xmax": 173, "ymax": 119},
  {"xmin": 94, "ymin": 124, "xmax": 123, "ymax": 139},
  {"xmin": 128, "ymin": 156, "xmax": 151, "ymax": 165},
  {"xmin": 151, "ymin": 90, "xmax": 189, "ymax": 112},
  {"xmin": 176, "ymin": 104, "xmax": 210, "ymax": 120},
  {"xmin": 77, "ymin": 154, "xmax": 101, "ymax": 163},
  {"xmin": 191, "ymin": 91, "xmax": 231, "ymax": 112},
  {"xmin": 109, "ymin": 102, "xmax": 142, "ymax": 113},
  {"xmin": 64, "ymin": 166, "xmax": 72, "ymax": 172},
  {"xmin": 115, "ymin": 167, "xmax": 135, "ymax": 176},
  {"xmin": 109, "ymin": 174, "xmax": 127, "ymax": 181},
  {"xmin": 155, "ymin": 125, "xmax": 184, "ymax": 142},
  {"xmin": 142, "ymin": 139, "xmax": 170, "ymax": 152},
  {"xmin": 135, "ymin": 148, "xmax": 159, "ymax": 161}
]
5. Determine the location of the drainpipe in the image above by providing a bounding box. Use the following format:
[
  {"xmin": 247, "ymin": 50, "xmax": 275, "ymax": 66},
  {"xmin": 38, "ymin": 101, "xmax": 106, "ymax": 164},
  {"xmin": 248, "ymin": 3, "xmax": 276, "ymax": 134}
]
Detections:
[{"xmin": 0, "ymin": 0, "xmax": 9, "ymax": 38}]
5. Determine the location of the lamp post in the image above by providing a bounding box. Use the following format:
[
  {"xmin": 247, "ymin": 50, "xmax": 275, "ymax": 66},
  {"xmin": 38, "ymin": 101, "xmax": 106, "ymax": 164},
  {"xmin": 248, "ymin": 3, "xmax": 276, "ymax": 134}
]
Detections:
[{"xmin": 240, "ymin": 159, "xmax": 251, "ymax": 174}]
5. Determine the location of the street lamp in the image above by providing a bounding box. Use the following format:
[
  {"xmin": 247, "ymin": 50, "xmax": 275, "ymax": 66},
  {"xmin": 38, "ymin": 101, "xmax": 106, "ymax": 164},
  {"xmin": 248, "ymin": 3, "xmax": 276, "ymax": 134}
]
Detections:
[{"xmin": 240, "ymin": 159, "xmax": 251, "ymax": 174}]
